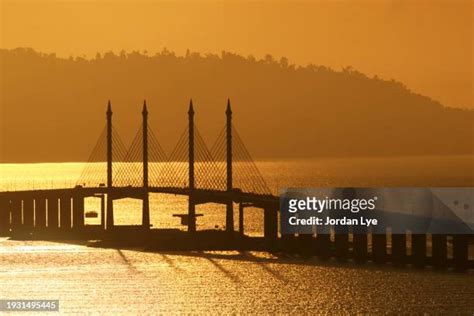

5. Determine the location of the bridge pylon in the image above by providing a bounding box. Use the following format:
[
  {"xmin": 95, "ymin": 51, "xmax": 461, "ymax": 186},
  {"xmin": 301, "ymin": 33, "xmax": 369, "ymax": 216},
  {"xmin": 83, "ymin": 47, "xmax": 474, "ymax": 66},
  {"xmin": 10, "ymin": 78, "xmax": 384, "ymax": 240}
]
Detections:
[
  {"xmin": 142, "ymin": 100, "xmax": 150, "ymax": 229},
  {"xmin": 226, "ymin": 99, "xmax": 234, "ymax": 233},
  {"xmin": 106, "ymin": 101, "xmax": 114, "ymax": 230},
  {"xmin": 188, "ymin": 99, "xmax": 196, "ymax": 232}
]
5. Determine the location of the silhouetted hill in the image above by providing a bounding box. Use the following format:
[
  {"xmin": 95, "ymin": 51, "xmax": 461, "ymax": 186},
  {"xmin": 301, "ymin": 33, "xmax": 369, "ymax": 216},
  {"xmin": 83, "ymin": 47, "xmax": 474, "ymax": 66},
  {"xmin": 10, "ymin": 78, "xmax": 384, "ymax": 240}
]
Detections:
[{"xmin": 1, "ymin": 48, "xmax": 473, "ymax": 162}]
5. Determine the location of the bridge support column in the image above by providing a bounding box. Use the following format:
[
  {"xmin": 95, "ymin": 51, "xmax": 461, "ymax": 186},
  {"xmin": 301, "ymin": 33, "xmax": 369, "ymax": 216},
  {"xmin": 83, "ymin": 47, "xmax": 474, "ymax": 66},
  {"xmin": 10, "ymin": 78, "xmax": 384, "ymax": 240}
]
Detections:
[
  {"xmin": 0, "ymin": 198, "xmax": 10, "ymax": 236},
  {"xmin": 372, "ymin": 229, "xmax": 387, "ymax": 264},
  {"xmin": 316, "ymin": 230, "xmax": 331, "ymax": 259},
  {"xmin": 100, "ymin": 194, "xmax": 105, "ymax": 230},
  {"xmin": 412, "ymin": 234, "xmax": 426, "ymax": 268},
  {"xmin": 47, "ymin": 197, "xmax": 59, "ymax": 229},
  {"xmin": 11, "ymin": 199, "xmax": 21, "ymax": 232},
  {"xmin": 263, "ymin": 208, "xmax": 278, "ymax": 241},
  {"xmin": 23, "ymin": 198, "xmax": 34, "ymax": 232},
  {"xmin": 226, "ymin": 201, "xmax": 234, "ymax": 233},
  {"xmin": 106, "ymin": 196, "xmax": 114, "ymax": 230},
  {"xmin": 432, "ymin": 234, "xmax": 447, "ymax": 268},
  {"xmin": 238, "ymin": 203, "xmax": 244, "ymax": 235},
  {"xmin": 60, "ymin": 196, "xmax": 72, "ymax": 229},
  {"xmin": 142, "ymin": 194, "xmax": 150, "ymax": 229},
  {"xmin": 334, "ymin": 227, "xmax": 349, "ymax": 262},
  {"xmin": 35, "ymin": 197, "xmax": 47, "ymax": 230},
  {"xmin": 188, "ymin": 197, "xmax": 196, "ymax": 232},
  {"xmin": 391, "ymin": 233, "xmax": 407, "ymax": 265},
  {"xmin": 72, "ymin": 196, "xmax": 84, "ymax": 230},
  {"xmin": 353, "ymin": 226, "xmax": 368, "ymax": 262},
  {"xmin": 453, "ymin": 234, "xmax": 468, "ymax": 271}
]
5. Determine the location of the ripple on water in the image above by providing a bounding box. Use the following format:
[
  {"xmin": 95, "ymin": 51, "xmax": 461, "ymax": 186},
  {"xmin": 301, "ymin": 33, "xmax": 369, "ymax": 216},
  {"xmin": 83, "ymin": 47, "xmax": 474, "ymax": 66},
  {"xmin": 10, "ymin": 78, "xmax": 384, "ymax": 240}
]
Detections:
[{"xmin": 0, "ymin": 239, "xmax": 473, "ymax": 314}]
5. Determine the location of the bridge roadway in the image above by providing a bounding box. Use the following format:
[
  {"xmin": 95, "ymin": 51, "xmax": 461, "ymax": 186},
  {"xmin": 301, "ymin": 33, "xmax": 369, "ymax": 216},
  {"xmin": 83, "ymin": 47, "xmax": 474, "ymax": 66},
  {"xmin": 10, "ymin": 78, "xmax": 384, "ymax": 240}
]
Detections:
[{"xmin": 0, "ymin": 187, "xmax": 279, "ymax": 209}]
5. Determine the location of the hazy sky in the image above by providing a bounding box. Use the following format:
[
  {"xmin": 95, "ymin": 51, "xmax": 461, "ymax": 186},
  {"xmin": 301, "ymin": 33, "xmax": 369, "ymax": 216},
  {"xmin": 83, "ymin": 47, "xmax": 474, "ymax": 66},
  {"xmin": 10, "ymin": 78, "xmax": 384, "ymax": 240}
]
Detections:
[{"xmin": 1, "ymin": 0, "xmax": 472, "ymax": 108}]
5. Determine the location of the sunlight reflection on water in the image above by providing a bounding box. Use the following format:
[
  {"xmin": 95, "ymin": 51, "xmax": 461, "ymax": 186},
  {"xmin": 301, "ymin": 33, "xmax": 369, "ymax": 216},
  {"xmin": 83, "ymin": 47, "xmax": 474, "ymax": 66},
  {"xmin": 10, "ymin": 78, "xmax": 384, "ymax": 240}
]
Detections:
[{"xmin": 1, "ymin": 158, "xmax": 474, "ymax": 313}]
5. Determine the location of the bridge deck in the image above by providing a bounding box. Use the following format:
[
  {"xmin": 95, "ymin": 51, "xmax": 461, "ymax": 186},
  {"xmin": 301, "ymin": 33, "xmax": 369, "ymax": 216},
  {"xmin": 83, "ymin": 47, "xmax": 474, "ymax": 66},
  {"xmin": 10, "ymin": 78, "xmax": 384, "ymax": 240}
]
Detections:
[{"xmin": 0, "ymin": 186, "xmax": 280, "ymax": 208}]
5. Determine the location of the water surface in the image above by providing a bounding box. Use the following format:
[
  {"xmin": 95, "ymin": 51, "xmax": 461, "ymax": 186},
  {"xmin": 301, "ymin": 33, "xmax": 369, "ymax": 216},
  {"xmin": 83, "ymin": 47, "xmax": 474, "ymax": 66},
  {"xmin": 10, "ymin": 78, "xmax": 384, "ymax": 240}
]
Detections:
[{"xmin": 1, "ymin": 157, "xmax": 473, "ymax": 313}]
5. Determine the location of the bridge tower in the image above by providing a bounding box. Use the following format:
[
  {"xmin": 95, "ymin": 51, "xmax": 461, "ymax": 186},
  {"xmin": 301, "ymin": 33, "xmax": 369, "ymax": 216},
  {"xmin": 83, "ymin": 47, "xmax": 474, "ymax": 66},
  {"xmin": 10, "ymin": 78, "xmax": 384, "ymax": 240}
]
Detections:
[
  {"xmin": 187, "ymin": 100, "xmax": 196, "ymax": 232},
  {"xmin": 142, "ymin": 101, "xmax": 150, "ymax": 229},
  {"xmin": 226, "ymin": 100, "xmax": 234, "ymax": 233},
  {"xmin": 106, "ymin": 101, "xmax": 114, "ymax": 230}
]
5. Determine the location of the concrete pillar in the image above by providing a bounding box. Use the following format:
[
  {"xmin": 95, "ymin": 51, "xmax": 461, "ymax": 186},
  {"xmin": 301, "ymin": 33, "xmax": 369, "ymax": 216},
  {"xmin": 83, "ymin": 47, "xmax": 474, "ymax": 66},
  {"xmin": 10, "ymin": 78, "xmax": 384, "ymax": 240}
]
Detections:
[
  {"xmin": 335, "ymin": 188, "xmax": 352, "ymax": 261},
  {"xmin": 316, "ymin": 231, "xmax": 331, "ymax": 260},
  {"xmin": 263, "ymin": 208, "xmax": 278, "ymax": 241},
  {"xmin": 334, "ymin": 232, "xmax": 348, "ymax": 261},
  {"xmin": 432, "ymin": 234, "xmax": 447, "ymax": 268},
  {"xmin": 11, "ymin": 199, "xmax": 21, "ymax": 231},
  {"xmin": 60, "ymin": 196, "xmax": 72, "ymax": 229},
  {"xmin": 23, "ymin": 198, "xmax": 34, "ymax": 231},
  {"xmin": 47, "ymin": 197, "xmax": 59, "ymax": 229},
  {"xmin": 238, "ymin": 203, "xmax": 244, "ymax": 235},
  {"xmin": 0, "ymin": 198, "xmax": 10, "ymax": 235},
  {"xmin": 453, "ymin": 234, "xmax": 468, "ymax": 271},
  {"xmin": 100, "ymin": 194, "xmax": 105, "ymax": 230},
  {"xmin": 35, "ymin": 198, "xmax": 47, "ymax": 229},
  {"xmin": 372, "ymin": 230, "xmax": 386, "ymax": 264},
  {"xmin": 282, "ymin": 234, "xmax": 297, "ymax": 254},
  {"xmin": 353, "ymin": 229, "xmax": 368, "ymax": 262},
  {"xmin": 188, "ymin": 198, "xmax": 196, "ymax": 233},
  {"xmin": 298, "ymin": 234, "xmax": 313, "ymax": 256},
  {"xmin": 391, "ymin": 233, "xmax": 406, "ymax": 265},
  {"xmin": 334, "ymin": 210, "xmax": 349, "ymax": 261},
  {"xmin": 226, "ymin": 201, "xmax": 234, "ymax": 233},
  {"xmin": 72, "ymin": 196, "xmax": 84, "ymax": 229},
  {"xmin": 412, "ymin": 234, "xmax": 426, "ymax": 268}
]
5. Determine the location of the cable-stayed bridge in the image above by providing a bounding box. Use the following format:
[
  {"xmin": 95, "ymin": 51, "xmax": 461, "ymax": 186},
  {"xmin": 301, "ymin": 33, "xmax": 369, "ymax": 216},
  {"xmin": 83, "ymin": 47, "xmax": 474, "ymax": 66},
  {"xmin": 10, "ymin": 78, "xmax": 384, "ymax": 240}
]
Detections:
[
  {"xmin": 0, "ymin": 100, "xmax": 279, "ymax": 238},
  {"xmin": 0, "ymin": 100, "xmax": 471, "ymax": 271}
]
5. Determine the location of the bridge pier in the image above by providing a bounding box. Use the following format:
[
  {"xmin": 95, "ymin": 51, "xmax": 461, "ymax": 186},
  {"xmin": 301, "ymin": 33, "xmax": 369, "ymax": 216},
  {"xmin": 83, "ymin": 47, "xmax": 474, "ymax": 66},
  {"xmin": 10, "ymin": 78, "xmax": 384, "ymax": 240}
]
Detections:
[
  {"xmin": 412, "ymin": 234, "xmax": 427, "ymax": 268},
  {"xmin": 142, "ymin": 193, "xmax": 150, "ymax": 229},
  {"xmin": 100, "ymin": 194, "xmax": 105, "ymax": 230},
  {"xmin": 226, "ymin": 201, "xmax": 234, "ymax": 233},
  {"xmin": 60, "ymin": 196, "xmax": 72, "ymax": 230},
  {"xmin": 453, "ymin": 234, "xmax": 468, "ymax": 271},
  {"xmin": 238, "ymin": 203, "xmax": 244, "ymax": 235},
  {"xmin": 35, "ymin": 197, "xmax": 47, "ymax": 230},
  {"xmin": 0, "ymin": 198, "xmax": 10, "ymax": 236},
  {"xmin": 263, "ymin": 207, "xmax": 278, "ymax": 241},
  {"xmin": 391, "ymin": 232, "xmax": 407, "ymax": 266},
  {"xmin": 106, "ymin": 196, "xmax": 114, "ymax": 230},
  {"xmin": 23, "ymin": 198, "xmax": 34, "ymax": 232},
  {"xmin": 188, "ymin": 197, "xmax": 196, "ymax": 232},
  {"xmin": 316, "ymin": 230, "xmax": 331, "ymax": 259},
  {"xmin": 372, "ymin": 228, "xmax": 387, "ymax": 264},
  {"xmin": 432, "ymin": 234, "xmax": 447, "ymax": 268},
  {"xmin": 353, "ymin": 227, "xmax": 368, "ymax": 262},
  {"xmin": 10, "ymin": 199, "xmax": 21, "ymax": 232},
  {"xmin": 72, "ymin": 196, "xmax": 85, "ymax": 229},
  {"xmin": 47, "ymin": 197, "xmax": 59, "ymax": 229}
]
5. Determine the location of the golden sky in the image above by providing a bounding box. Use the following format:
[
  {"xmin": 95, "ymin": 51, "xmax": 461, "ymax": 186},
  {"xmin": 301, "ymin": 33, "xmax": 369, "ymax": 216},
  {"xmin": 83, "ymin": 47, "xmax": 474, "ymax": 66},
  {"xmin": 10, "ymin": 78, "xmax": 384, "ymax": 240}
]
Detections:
[{"xmin": 1, "ymin": 0, "xmax": 472, "ymax": 108}]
